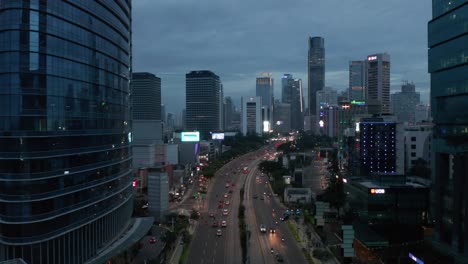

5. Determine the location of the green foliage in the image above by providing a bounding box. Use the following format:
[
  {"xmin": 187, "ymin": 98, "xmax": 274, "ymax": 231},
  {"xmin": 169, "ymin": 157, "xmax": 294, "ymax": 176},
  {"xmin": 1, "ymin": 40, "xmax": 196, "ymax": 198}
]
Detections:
[
  {"xmin": 312, "ymin": 249, "xmax": 332, "ymax": 261},
  {"xmin": 190, "ymin": 210, "xmax": 199, "ymax": 220},
  {"xmin": 302, "ymin": 248, "xmax": 316, "ymax": 264},
  {"xmin": 258, "ymin": 160, "xmax": 283, "ymax": 175},
  {"xmin": 161, "ymin": 231, "xmax": 177, "ymax": 245},
  {"xmin": 287, "ymin": 221, "xmax": 301, "ymax": 242}
]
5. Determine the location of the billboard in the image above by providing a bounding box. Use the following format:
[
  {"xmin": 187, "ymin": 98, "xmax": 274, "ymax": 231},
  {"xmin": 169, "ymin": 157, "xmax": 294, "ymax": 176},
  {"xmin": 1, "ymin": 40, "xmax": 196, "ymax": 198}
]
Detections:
[
  {"xmin": 211, "ymin": 133, "xmax": 225, "ymax": 140},
  {"xmin": 181, "ymin": 131, "xmax": 200, "ymax": 142}
]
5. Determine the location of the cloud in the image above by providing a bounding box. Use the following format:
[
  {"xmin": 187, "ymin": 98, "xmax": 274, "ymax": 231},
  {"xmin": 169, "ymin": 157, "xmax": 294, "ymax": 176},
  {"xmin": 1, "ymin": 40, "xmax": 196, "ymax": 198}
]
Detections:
[{"xmin": 132, "ymin": 0, "xmax": 431, "ymax": 113}]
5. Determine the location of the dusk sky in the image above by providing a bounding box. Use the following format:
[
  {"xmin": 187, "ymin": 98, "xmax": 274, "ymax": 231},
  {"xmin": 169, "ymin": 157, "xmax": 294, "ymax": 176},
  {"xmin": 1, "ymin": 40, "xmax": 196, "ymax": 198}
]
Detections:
[{"xmin": 132, "ymin": 0, "xmax": 431, "ymax": 114}]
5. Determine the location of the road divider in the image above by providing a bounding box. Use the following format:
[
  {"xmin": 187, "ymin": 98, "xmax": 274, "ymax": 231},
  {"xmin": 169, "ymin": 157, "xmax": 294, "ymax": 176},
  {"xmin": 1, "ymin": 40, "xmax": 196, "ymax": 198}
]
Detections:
[{"xmin": 238, "ymin": 187, "xmax": 247, "ymax": 263}]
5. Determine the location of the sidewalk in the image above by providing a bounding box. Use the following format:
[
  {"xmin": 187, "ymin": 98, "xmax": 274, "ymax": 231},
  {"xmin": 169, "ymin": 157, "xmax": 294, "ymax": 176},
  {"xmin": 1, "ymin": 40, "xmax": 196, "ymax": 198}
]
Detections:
[
  {"xmin": 168, "ymin": 219, "xmax": 198, "ymax": 264},
  {"xmin": 289, "ymin": 219, "xmax": 340, "ymax": 264}
]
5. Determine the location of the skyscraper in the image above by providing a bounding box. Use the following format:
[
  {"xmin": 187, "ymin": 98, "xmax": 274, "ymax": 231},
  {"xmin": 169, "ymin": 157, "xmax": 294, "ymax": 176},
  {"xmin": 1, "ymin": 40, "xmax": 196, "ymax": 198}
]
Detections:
[
  {"xmin": 256, "ymin": 73, "xmax": 274, "ymax": 108},
  {"xmin": 256, "ymin": 73, "xmax": 274, "ymax": 132},
  {"xmin": 366, "ymin": 53, "xmax": 391, "ymax": 114},
  {"xmin": 391, "ymin": 81, "xmax": 420, "ymax": 123},
  {"xmin": 186, "ymin": 71, "xmax": 222, "ymax": 139},
  {"xmin": 0, "ymin": 1, "xmax": 133, "ymax": 263},
  {"xmin": 349, "ymin": 61, "xmax": 367, "ymax": 101},
  {"xmin": 132, "ymin": 72, "xmax": 162, "ymax": 120},
  {"xmin": 241, "ymin": 97, "xmax": 262, "ymax": 135},
  {"xmin": 281, "ymin": 74, "xmax": 304, "ymax": 130},
  {"xmin": 224, "ymin": 96, "xmax": 234, "ymax": 130},
  {"xmin": 281, "ymin": 74, "xmax": 294, "ymax": 103},
  {"xmin": 428, "ymin": 1, "xmax": 468, "ymax": 260},
  {"xmin": 308, "ymin": 36, "xmax": 325, "ymax": 116}
]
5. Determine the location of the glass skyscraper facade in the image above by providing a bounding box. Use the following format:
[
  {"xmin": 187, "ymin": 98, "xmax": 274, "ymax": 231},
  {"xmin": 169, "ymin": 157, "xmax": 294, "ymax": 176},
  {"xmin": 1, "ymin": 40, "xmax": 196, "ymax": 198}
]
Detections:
[
  {"xmin": 0, "ymin": 1, "xmax": 133, "ymax": 263},
  {"xmin": 428, "ymin": 0, "xmax": 468, "ymax": 261},
  {"xmin": 186, "ymin": 70, "xmax": 221, "ymax": 139},
  {"xmin": 132, "ymin": 72, "xmax": 161, "ymax": 121},
  {"xmin": 348, "ymin": 60, "xmax": 366, "ymax": 101},
  {"xmin": 308, "ymin": 36, "xmax": 325, "ymax": 116}
]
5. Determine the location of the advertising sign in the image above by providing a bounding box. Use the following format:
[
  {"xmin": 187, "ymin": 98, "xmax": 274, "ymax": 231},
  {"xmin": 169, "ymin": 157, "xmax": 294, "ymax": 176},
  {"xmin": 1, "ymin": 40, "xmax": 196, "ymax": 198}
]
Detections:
[
  {"xmin": 211, "ymin": 133, "xmax": 225, "ymax": 140},
  {"xmin": 181, "ymin": 131, "xmax": 200, "ymax": 142}
]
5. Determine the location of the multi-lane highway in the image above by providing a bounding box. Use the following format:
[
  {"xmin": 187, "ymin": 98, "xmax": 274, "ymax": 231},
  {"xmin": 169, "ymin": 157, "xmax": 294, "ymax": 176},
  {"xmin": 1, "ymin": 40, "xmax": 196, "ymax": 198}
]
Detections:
[
  {"xmin": 186, "ymin": 145, "xmax": 306, "ymax": 264},
  {"xmin": 244, "ymin": 147, "xmax": 307, "ymax": 264},
  {"xmin": 186, "ymin": 149, "xmax": 265, "ymax": 264}
]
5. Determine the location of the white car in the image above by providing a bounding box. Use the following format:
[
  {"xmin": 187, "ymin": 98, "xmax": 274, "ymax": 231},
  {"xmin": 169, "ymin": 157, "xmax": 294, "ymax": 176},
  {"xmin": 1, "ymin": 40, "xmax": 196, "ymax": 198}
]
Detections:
[
  {"xmin": 216, "ymin": 229, "xmax": 222, "ymax": 236},
  {"xmin": 260, "ymin": 224, "xmax": 267, "ymax": 233},
  {"xmin": 221, "ymin": 220, "xmax": 227, "ymax": 227},
  {"xmin": 223, "ymin": 209, "xmax": 229, "ymax": 215}
]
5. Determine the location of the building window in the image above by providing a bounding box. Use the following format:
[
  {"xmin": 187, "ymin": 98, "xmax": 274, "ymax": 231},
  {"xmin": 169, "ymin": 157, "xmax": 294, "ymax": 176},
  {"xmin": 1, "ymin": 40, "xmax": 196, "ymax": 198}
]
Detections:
[
  {"xmin": 411, "ymin": 152, "xmax": 416, "ymax": 157},
  {"xmin": 411, "ymin": 144, "xmax": 416, "ymax": 149},
  {"xmin": 411, "ymin": 136, "xmax": 416, "ymax": 141},
  {"xmin": 411, "ymin": 160, "xmax": 416, "ymax": 165}
]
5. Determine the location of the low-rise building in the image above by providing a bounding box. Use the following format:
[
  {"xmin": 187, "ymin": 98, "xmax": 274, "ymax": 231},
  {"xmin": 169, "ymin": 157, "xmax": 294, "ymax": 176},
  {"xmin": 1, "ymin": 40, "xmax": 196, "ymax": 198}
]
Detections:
[{"xmin": 284, "ymin": 187, "xmax": 313, "ymax": 204}]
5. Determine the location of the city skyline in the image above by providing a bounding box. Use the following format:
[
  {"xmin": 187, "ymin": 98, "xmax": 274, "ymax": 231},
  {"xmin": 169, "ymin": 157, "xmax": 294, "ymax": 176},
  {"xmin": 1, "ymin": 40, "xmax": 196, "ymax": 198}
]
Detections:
[{"xmin": 132, "ymin": 0, "xmax": 431, "ymax": 114}]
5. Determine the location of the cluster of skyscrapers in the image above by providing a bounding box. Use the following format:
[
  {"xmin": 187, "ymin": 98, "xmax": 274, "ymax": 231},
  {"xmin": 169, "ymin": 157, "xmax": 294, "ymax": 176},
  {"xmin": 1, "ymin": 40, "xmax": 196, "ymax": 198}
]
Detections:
[{"xmin": 0, "ymin": 0, "xmax": 466, "ymax": 263}]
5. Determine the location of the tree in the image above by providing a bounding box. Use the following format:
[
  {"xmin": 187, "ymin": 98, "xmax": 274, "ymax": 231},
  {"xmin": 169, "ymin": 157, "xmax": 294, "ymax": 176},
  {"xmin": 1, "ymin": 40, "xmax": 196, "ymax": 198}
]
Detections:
[{"xmin": 258, "ymin": 160, "xmax": 283, "ymax": 175}]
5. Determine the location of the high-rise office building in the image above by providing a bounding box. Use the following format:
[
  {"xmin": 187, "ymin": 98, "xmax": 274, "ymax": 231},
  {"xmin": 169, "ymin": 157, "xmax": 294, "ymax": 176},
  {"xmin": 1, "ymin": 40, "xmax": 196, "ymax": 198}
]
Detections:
[
  {"xmin": 274, "ymin": 102, "xmax": 291, "ymax": 134},
  {"xmin": 132, "ymin": 72, "xmax": 162, "ymax": 120},
  {"xmin": 241, "ymin": 97, "xmax": 262, "ymax": 135},
  {"xmin": 256, "ymin": 73, "xmax": 274, "ymax": 132},
  {"xmin": 256, "ymin": 73, "xmax": 274, "ymax": 108},
  {"xmin": 281, "ymin": 74, "xmax": 294, "ymax": 103},
  {"xmin": 359, "ymin": 116, "xmax": 404, "ymax": 175},
  {"xmin": 186, "ymin": 71, "xmax": 222, "ymax": 139},
  {"xmin": 308, "ymin": 36, "xmax": 325, "ymax": 116},
  {"xmin": 428, "ymin": 1, "xmax": 468, "ymax": 261},
  {"xmin": 281, "ymin": 74, "xmax": 304, "ymax": 130},
  {"xmin": 414, "ymin": 104, "xmax": 430, "ymax": 123},
  {"xmin": 391, "ymin": 81, "xmax": 421, "ymax": 123},
  {"xmin": 366, "ymin": 53, "xmax": 391, "ymax": 114},
  {"xmin": 349, "ymin": 61, "xmax": 367, "ymax": 101},
  {"xmin": 0, "ymin": 1, "xmax": 133, "ymax": 263},
  {"xmin": 224, "ymin": 97, "xmax": 234, "ymax": 130}
]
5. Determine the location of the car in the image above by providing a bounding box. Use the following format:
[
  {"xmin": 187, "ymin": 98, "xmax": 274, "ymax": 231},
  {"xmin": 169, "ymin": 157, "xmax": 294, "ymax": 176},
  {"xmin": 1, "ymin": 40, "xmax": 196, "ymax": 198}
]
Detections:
[
  {"xmin": 223, "ymin": 194, "xmax": 228, "ymax": 198},
  {"xmin": 209, "ymin": 212, "xmax": 215, "ymax": 218},
  {"xmin": 231, "ymin": 183, "xmax": 235, "ymax": 186},
  {"xmin": 149, "ymin": 237, "xmax": 156, "ymax": 244},
  {"xmin": 228, "ymin": 189, "xmax": 233, "ymax": 193},
  {"xmin": 223, "ymin": 209, "xmax": 229, "ymax": 215},
  {"xmin": 260, "ymin": 196, "xmax": 264, "ymax": 200},
  {"xmin": 225, "ymin": 200, "xmax": 230, "ymax": 205},
  {"xmin": 221, "ymin": 220, "xmax": 227, "ymax": 227},
  {"xmin": 269, "ymin": 227, "xmax": 276, "ymax": 233},
  {"xmin": 260, "ymin": 224, "xmax": 267, "ymax": 233},
  {"xmin": 253, "ymin": 194, "xmax": 258, "ymax": 199},
  {"xmin": 212, "ymin": 221, "xmax": 218, "ymax": 227},
  {"xmin": 216, "ymin": 229, "xmax": 222, "ymax": 236},
  {"xmin": 280, "ymin": 214, "xmax": 289, "ymax": 221},
  {"xmin": 218, "ymin": 203, "xmax": 224, "ymax": 208},
  {"xmin": 225, "ymin": 183, "xmax": 230, "ymax": 188}
]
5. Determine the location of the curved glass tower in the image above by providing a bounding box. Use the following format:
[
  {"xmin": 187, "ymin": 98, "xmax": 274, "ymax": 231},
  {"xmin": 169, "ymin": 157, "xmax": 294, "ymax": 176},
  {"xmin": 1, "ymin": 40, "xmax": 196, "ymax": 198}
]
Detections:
[{"xmin": 0, "ymin": 1, "xmax": 133, "ymax": 263}]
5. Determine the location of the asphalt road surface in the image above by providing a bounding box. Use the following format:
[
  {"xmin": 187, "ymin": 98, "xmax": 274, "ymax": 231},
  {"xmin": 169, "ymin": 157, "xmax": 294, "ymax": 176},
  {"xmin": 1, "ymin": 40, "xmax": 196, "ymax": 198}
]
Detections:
[
  {"xmin": 244, "ymin": 147, "xmax": 307, "ymax": 264},
  {"xmin": 186, "ymin": 149, "xmax": 267, "ymax": 264}
]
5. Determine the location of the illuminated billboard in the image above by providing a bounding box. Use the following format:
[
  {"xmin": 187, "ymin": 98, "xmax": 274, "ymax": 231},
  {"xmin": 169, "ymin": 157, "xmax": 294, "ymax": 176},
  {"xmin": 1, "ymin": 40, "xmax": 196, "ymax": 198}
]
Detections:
[
  {"xmin": 368, "ymin": 55, "xmax": 377, "ymax": 61},
  {"xmin": 370, "ymin": 188, "xmax": 385, "ymax": 194},
  {"xmin": 211, "ymin": 133, "xmax": 225, "ymax": 140},
  {"xmin": 350, "ymin": 100, "xmax": 366, "ymax": 106},
  {"xmin": 181, "ymin": 131, "xmax": 200, "ymax": 142},
  {"xmin": 263, "ymin": 121, "xmax": 270, "ymax": 132}
]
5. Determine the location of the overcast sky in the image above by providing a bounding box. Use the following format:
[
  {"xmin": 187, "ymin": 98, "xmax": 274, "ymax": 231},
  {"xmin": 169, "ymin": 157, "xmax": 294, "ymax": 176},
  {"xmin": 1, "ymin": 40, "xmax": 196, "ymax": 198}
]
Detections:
[{"xmin": 132, "ymin": 0, "xmax": 431, "ymax": 115}]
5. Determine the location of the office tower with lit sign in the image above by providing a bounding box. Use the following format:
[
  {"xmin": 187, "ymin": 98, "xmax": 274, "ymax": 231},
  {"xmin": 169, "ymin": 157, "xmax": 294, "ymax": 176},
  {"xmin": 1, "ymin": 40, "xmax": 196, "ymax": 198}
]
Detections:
[{"xmin": 366, "ymin": 53, "xmax": 390, "ymax": 115}]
